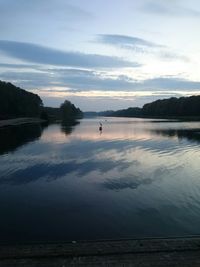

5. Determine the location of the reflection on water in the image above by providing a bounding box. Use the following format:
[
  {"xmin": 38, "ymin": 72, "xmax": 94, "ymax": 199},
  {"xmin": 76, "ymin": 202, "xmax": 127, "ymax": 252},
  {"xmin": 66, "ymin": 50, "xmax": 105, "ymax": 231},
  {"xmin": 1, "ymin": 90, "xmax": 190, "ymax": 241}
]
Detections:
[
  {"xmin": 61, "ymin": 119, "xmax": 80, "ymax": 136},
  {"xmin": 152, "ymin": 128, "xmax": 200, "ymax": 143},
  {"xmin": 0, "ymin": 117, "xmax": 200, "ymax": 243},
  {"xmin": 0, "ymin": 123, "xmax": 45, "ymax": 155}
]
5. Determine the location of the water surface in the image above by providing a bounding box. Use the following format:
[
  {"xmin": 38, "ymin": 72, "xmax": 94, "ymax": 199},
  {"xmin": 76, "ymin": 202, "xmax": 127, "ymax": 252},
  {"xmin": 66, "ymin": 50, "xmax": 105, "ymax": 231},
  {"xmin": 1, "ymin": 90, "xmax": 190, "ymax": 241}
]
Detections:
[{"xmin": 0, "ymin": 117, "xmax": 200, "ymax": 243}]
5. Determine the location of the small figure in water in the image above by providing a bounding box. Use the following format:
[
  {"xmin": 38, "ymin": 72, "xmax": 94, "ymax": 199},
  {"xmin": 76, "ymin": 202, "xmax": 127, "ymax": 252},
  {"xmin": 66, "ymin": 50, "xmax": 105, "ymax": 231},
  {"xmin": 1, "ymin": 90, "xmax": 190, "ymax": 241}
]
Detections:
[{"xmin": 99, "ymin": 122, "xmax": 102, "ymax": 132}]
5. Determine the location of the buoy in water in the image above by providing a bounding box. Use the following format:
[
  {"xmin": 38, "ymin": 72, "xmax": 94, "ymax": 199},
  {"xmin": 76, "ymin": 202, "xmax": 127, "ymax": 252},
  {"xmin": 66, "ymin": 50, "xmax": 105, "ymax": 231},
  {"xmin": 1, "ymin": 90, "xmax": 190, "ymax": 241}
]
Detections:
[{"xmin": 99, "ymin": 122, "xmax": 103, "ymax": 132}]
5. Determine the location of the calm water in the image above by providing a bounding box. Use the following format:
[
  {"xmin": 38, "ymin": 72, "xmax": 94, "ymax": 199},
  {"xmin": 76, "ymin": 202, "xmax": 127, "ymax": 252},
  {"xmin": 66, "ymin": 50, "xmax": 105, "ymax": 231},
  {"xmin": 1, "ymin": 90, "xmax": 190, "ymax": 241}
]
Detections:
[{"xmin": 0, "ymin": 117, "xmax": 200, "ymax": 243}]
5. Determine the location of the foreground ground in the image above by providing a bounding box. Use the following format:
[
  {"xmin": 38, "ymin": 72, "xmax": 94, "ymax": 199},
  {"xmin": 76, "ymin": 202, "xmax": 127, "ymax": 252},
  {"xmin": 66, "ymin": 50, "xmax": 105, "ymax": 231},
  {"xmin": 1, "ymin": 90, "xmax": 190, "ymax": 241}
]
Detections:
[
  {"xmin": 0, "ymin": 118, "xmax": 44, "ymax": 128},
  {"xmin": 1, "ymin": 236, "xmax": 200, "ymax": 266}
]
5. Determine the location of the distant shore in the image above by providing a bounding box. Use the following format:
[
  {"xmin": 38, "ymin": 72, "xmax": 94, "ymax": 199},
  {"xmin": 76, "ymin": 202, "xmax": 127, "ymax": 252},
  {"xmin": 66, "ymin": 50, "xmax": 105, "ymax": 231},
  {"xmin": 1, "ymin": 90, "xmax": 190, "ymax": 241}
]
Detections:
[{"xmin": 0, "ymin": 118, "xmax": 45, "ymax": 128}]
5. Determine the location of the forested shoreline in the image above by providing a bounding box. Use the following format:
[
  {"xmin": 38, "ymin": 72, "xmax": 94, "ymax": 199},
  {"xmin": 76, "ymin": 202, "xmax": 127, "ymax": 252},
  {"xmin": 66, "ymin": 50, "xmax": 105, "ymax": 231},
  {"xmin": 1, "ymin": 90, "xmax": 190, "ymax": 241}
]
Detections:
[
  {"xmin": 0, "ymin": 80, "xmax": 83, "ymax": 122},
  {"xmin": 1, "ymin": 80, "xmax": 200, "ymax": 121},
  {"xmin": 0, "ymin": 81, "xmax": 43, "ymax": 119},
  {"xmin": 85, "ymin": 96, "xmax": 200, "ymax": 119}
]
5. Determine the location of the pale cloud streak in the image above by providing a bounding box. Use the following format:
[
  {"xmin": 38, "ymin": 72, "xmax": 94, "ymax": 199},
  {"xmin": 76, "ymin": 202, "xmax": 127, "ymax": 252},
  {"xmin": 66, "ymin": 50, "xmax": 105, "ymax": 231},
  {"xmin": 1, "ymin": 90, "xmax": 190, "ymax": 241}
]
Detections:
[
  {"xmin": 96, "ymin": 34, "xmax": 189, "ymax": 63},
  {"xmin": 97, "ymin": 34, "xmax": 163, "ymax": 49}
]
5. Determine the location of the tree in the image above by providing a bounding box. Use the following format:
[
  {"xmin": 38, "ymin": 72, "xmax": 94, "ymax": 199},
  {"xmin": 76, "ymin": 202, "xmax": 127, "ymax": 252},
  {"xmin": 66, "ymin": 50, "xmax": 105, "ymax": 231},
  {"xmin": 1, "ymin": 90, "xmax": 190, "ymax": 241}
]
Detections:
[
  {"xmin": 142, "ymin": 96, "xmax": 200, "ymax": 117},
  {"xmin": 0, "ymin": 80, "xmax": 43, "ymax": 119},
  {"xmin": 60, "ymin": 100, "xmax": 83, "ymax": 122}
]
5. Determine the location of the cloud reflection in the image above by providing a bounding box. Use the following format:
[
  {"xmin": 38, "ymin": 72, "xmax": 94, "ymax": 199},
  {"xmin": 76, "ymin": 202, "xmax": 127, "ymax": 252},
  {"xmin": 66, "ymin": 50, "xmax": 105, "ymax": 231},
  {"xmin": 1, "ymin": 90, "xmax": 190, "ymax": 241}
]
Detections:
[
  {"xmin": 0, "ymin": 158, "xmax": 132, "ymax": 185},
  {"xmin": 100, "ymin": 167, "xmax": 170, "ymax": 191}
]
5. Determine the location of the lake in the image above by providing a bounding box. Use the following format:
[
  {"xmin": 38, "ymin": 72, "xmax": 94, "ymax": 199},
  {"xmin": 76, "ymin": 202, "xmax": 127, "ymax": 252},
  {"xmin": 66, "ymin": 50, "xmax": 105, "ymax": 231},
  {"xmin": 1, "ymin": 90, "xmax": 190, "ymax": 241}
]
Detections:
[{"xmin": 0, "ymin": 117, "xmax": 200, "ymax": 244}]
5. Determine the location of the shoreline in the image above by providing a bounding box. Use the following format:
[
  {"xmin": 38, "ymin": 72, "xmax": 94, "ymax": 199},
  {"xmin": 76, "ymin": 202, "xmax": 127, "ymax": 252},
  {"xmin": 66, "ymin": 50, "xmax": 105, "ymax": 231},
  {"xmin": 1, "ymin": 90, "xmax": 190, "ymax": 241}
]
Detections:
[
  {"xmin": 86, "ymin": 115, "xmax": 200, "ymax": 121},
  {"xmin": 1, "ymin": 236, "xmax": 200, "ymax": 266},
  {"xmin": 0, "ymin": 117, "xmax": 45, "ymax": 128}
]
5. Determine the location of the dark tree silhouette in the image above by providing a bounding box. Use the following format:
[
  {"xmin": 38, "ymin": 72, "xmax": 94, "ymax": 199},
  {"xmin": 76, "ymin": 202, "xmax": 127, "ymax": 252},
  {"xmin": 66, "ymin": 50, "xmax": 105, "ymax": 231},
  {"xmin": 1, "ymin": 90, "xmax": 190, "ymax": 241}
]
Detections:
[
  {"xmin": 94, "ymin": 96, "xmax": 200, "ymax": 118},
  {"xmin": 0, "ymin": 81, "xmax": 83, "ymax": 123},
  {"xmin": 60, "ymin": 100, "xmax": 83, "ymax": 122},
  {"xmin": 0, "ymin": 80, "xmax": 43, "ymax": 119},
  {"xmin": 142, "ymin": 96, "xmax": 200, "ymax": 117}
]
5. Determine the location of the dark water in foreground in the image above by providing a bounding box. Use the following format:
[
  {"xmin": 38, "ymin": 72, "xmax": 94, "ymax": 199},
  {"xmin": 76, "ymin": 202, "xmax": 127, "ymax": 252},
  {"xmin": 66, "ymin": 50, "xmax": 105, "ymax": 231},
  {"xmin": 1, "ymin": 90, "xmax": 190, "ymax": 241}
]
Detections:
[{"xmin": 0, "ymin": 117, "xmax": 200, "ymax": 243}]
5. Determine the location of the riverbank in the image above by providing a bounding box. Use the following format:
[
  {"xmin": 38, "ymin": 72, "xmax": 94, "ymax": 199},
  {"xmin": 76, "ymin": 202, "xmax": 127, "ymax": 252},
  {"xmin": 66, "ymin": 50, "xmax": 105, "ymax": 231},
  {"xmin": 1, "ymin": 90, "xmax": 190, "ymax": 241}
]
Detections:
[
  {"xmin": 1, "ymin": 236, "xmax": 200, "ymax": 266},
  {"xmin": 0, "ymin": 117, "xmax": 45, "ymax": 128}
]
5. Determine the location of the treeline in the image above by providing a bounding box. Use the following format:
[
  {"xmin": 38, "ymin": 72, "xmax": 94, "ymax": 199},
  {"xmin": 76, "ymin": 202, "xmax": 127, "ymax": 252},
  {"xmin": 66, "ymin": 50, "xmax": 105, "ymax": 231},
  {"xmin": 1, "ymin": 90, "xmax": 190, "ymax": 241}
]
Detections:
[
  {"xmin": 142, "ymin": 96, "xmax": 200, "ymax": 117},
  {"xmin": 44, "ymin": 100, "xmax": 83, "ymax": 122},
  {"xmin": 84, "ymin": 108, "xmax": 141, "ymax": 117},
  {"xmin": 0, "ymin": 80, "xmax": 42, "ymax": 119},
  {"xmin": 86, "ymin": 96, "xmax": 200, "ymax": 118},
  {"xmin": 0, "ymin": 80, "xmax": 83, "ymax": 122},
  {"xmin": 102, "ymin": 107, "xmax": 141, "ymax": 117}
]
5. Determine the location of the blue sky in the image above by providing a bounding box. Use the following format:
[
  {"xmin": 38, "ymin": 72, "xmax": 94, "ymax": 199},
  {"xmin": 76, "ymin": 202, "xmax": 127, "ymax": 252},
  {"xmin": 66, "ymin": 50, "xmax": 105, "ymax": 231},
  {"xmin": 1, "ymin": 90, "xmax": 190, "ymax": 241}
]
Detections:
[{"xmin": 0, "ymin": 0, "xmax": 200, "ymax": 111}]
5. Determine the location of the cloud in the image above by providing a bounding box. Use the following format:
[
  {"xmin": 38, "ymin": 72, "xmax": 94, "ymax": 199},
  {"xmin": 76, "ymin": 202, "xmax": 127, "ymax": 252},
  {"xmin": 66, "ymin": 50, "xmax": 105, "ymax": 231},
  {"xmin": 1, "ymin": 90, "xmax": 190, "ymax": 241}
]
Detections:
[
  {"xmin": 144, "ymin": 77, "xmax": 200, "ymax": 90},
  {"xmin": 96, "ymin": 34, "xmax": 189, "ymax": 62},
  {"xmin": 0, "ymin": 71, "xmax": 53, "ymax": 88},
  {"xmin": 1, "ymin": 67, "xmax": 200, "ymax": 93},
  {"xmin": 142, "ymin": 1, "xmax": 200, "ymax": 17},
  {"xmin": 54, "ymin": 70, "xmax": 200, "ymax": 91},
  {"xmin": 97, "ymin": 34, "xmax": 163, "ymax": 49},
  {"xmin": 158, "ymin": 51, "xmax": 189, "ymax": 62},
  {"xmin": 0, "ymin": 63, "xmax": 41, "ymax": 69},
  {"xmin": 0, "ymin": 68, "xmax": 137, "ymax": 91},
  {"xmin": 0, "ymin": 0, "xmax": 93, "ymax": 21},
  {"xmin": 51, "ymin": 68, "xmax": 136, "ymax": 91},
  {"xmin": 0, "ymin": 40, "xmax": 139, "ymax": 68}
]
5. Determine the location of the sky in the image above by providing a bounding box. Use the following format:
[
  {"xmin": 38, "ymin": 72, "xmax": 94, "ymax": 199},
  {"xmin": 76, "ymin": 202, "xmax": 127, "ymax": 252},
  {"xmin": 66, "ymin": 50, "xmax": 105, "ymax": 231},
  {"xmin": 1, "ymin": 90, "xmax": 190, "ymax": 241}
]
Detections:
[{"xmin": 0, "ymin": 0, "xmax": 200, "ymax": 111}]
